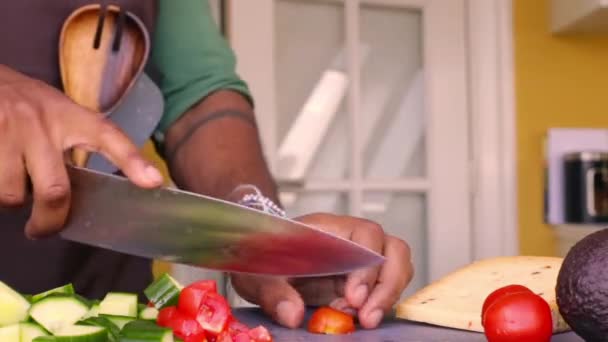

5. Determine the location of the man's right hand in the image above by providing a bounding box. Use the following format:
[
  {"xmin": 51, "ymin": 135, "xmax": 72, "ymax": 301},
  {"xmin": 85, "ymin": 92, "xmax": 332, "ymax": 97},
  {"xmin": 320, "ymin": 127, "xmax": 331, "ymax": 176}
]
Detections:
[{"xmin": 0, "ymin": 65, "xmax": 163, "ymax": 239}]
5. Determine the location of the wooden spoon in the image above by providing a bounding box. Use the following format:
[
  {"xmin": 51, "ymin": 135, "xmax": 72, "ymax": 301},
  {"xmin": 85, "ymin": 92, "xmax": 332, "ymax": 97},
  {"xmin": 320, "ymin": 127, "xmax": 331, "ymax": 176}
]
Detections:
[{"xmin": 59, "ymin": 4, "xmax": 150, "ymax": 167}]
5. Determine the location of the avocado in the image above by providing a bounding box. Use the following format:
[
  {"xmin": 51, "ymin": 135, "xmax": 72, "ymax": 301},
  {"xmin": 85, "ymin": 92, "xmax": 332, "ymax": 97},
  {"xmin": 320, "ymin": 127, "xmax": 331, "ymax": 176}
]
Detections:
[{"xmin": 556, "ymin": 227, "xmax": 608, "ymax": 341}]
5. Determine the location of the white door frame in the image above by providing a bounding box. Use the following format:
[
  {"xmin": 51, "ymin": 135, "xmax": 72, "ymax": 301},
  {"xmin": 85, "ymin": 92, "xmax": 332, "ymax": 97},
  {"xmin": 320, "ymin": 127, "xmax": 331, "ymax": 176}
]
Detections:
[
  {"xmin": 467, "ymin": 0, "xmax": 518, "ymax": 259},
  {"xmin": 225, "ymin": 0, "xmax": 517, "ymax": 280}
]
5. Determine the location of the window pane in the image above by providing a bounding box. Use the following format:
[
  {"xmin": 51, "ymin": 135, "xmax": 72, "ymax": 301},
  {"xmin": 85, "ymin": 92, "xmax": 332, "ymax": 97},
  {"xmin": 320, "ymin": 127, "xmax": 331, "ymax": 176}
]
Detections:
[
  {"xmin": 275, "ymin": 0, "xmax": 350, "ymax": 181},
  {"xmin": 360, "ymin": 5, "xmax": 426, "ymax": 180},
  {"xmin": 280, "ymin": 191, "xmax": 349, "ymax": 217}
]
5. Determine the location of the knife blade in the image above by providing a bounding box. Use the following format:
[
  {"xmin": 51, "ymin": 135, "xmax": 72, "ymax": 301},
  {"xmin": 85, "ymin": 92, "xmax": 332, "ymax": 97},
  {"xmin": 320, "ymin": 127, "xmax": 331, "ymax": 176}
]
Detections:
[{"xmin": 1, "ymin": 166, "xmax": 384, "ymax": 277}]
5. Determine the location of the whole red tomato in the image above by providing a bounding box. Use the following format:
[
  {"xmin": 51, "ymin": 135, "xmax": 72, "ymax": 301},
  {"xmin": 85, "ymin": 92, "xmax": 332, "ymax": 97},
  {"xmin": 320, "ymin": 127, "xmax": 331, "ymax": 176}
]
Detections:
[
  {"xmin": 482, "ymin": 284, "xmax": 534, "ymax": 318},
  {"xmin": 483, "ymin": 291, "xmax": 553, "ymax": 342}
]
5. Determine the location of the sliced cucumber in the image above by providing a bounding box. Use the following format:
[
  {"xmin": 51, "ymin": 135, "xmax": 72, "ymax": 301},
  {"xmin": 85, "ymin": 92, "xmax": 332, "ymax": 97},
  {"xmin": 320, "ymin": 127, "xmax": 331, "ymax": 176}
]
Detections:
[
  {"xmin": 119, "ymin": 320, "xmax": 173, "ymax": 342},
  {"xmin": 0, "ymin": 324, "xmax": 20, "ymax": 342},
  {"xmin": 144, "ymin": 274, "xmax": 183, "ymax": 309},
  {"xmin": 51, "ymin": 325, "xmax": 106, "ymax": 342},
  {"xmin": 98, "ymin": 315, "xmax": 135, "ymax": 330},
  {"xmin": 81, "ymin": 303, "xmax": 100, "ymax": 320},
  {"xmin": 79, "ymin": 317, "xmax": 119, "ymax": 342},
  {"xmin": 99, "ymin": 293, "xmax": 138, "ymax": 318},
  {"xmin": 138, "ymin": 307, "xmax": 158, "ymax": 321},
  {"xmin": 31, "ymin": 285, "xmax": 75, "ymax": 303},
  {"xmin": 0, "ymin": 281, "xmax": 31, "ymax": 326},
  {"xmin": 29, "ymin": 295, "xmax": 89, "ymax": 334},
  {"xmin": 20, "ymin": 322, "xmax": 48, "ymax": 342}
]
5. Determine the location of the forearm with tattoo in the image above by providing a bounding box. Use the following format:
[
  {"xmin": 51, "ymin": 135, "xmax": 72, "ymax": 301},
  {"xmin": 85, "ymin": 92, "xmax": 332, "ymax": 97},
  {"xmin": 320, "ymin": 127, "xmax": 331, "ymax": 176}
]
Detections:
[{"xmin": 163, "ymin": 90, "xmax": 281, "ymax": 205}]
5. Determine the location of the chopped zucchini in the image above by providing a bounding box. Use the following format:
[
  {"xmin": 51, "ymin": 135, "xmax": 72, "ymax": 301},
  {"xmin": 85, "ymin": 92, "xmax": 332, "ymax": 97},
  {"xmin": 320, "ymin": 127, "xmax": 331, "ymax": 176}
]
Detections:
[
  {"xmin": 28, "ymin": 295, "xmax": 89, "ymax": 334},
  {"xmin": 81, "ymin": 303, "xmax": 100, "ymax": 320},
  {"xmin": 20, "ymin": 322, "xmax": 48, "ymax": 342},
  {"xmin": 79, "ymin": 317, "xmax": 120, "ymax": 342},
  {"xmin": 119, "ymin": 320, "xmax": 173, "ymax": 342},
  {"xmin": 31, "ymin": 285, "xmax": 75, "ymax": 303},
  {"xmin": 98, "ymin": 315, "xmax": 135, "ymax": 330},
  {"xmin": 99, "ymin": 293, "xmax": 138, "ymax": 318},
  {"xmin": 138, "ymin": 307, "xmax": 158, "ymax": 321},
  {"xmin": 0, "ymin": 281, "xmax": 31, "ymax": 326},
  {"xmin": 144, "ymin": 274, "xmax": 182, "ymax": 309},
  {"xmin": 0, "ymin": 324, "xmax": 20, "ymax": 342},
  {"xmin": 47, "ymin": 325, "xmax": 107, "ymax": 341}
]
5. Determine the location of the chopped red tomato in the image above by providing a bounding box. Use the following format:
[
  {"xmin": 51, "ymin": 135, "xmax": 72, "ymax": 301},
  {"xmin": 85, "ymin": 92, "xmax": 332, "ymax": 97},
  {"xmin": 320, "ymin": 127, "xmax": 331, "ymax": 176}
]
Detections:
[
  {"xmin": 307, "ymin": 307, "xmax": 355, "ymax": 335},
  {"xmin": 157, "ymin": 307, "xmax": 205, "ymax": 339},
  {"xmin": 216, "ymin": 331, "xmax": 234, "ymax": 342},
  {"xmin": 248, "ymin": 326, "xmax": 273, "ymax": 342},
  {"xmin": 174, "ymin": 318, "xmax": 205, "ymax": 339},
  {"xmin": 183, "ymin": 332, "xmax": 209, "ymax": 342},
  {"xmin": 227, "ymin": 319, "xmax": 249, "ymax": 336},
  {"xmin": 196, "ymin": 292, "xmax": 232, "ymax": 334},
  {"xmin": 179, "ymin": 286, "xmax": 209, "ymax": 318},
  {"xmin": 233, "ymin": 332, "xmax": 251, "ymax": 342},
  {"xmin": 155, "ymin": 278, "xmax": 271, "ymax": 342},
  {"xmin": 157, "ymin": 306, "xmax": 178, "ymax": 327},
  {"xmin": 178, "ymin": 280, "xmax": 219, "ymax": 318}
]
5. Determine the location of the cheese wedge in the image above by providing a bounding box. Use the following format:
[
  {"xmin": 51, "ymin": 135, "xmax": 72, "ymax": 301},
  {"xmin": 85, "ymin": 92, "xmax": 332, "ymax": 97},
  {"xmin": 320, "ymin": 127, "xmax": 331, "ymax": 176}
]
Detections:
[{"xmin": 395, "ymin": 256, "xmax": 570, "ymax": 333}]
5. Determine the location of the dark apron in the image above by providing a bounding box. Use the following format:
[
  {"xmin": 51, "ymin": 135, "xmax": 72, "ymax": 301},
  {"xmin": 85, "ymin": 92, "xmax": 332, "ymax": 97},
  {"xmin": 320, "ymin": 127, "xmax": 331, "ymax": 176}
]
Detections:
[{"xmin": 0, "ymin": 0, "xmax": 159, "ymax": 301}]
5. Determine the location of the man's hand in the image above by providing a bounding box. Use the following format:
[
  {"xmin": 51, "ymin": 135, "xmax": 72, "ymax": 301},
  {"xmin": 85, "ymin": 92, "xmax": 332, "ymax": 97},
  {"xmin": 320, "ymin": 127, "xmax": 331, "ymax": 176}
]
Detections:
[
  {"xmin": 230, "ymin": 213, "xmax": 414, "ymax": 330},
  {"xmin": 0, "ymin": 65, "xmax": 163, "ymax": 238}
]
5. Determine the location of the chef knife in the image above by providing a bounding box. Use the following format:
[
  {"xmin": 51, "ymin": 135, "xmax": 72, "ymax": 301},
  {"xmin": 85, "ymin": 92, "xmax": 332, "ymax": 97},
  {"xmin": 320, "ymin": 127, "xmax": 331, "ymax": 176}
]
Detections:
[{"xmin": 1, "ymin": 166, "xmax": 384, "ymax": 277}]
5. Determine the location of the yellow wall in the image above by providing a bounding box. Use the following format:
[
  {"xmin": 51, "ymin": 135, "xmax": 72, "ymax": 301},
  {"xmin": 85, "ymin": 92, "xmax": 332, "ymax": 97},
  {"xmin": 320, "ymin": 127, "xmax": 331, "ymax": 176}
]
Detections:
[
  {"xmin": 514, "ymin": 0, "xmax": 608, "ymax": 255},
  {"xmin": 141, "ymin": 140, "xmax": 173, "ymax": 278}
]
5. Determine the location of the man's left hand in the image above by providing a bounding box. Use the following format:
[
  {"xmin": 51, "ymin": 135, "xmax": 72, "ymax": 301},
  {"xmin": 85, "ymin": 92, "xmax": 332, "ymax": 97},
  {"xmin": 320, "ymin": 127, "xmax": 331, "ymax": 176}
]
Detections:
[{"xmin": 230, "ymin": 213, "xmax": 414, "ymax": 329}]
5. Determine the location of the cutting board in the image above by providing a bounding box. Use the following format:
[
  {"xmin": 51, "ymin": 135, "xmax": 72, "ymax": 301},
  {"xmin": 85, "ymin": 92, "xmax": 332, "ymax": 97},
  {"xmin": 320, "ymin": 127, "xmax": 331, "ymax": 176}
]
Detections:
[{"xmin": 232, "ymin": 308, "xmax": 584, "ymax": 342}]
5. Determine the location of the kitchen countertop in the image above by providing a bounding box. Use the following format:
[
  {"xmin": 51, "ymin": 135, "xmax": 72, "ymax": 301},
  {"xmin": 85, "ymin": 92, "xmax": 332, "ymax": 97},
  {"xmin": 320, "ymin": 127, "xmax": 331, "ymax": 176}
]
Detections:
[{"xmin": 232, "ymin": 308, "xmax": 584, "ymax": 341}]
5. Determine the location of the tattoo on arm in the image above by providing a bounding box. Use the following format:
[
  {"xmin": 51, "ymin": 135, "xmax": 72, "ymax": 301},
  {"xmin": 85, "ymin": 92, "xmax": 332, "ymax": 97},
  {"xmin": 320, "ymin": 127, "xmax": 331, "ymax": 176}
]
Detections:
[{"xmin": 165, "ymin": 109, "xmax": 257, "ymax": 165}]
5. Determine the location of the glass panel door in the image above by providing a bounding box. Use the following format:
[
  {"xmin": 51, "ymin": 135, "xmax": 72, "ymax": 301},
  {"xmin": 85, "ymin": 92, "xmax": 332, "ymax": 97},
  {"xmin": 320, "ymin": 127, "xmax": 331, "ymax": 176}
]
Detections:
[
  {"xmin": 272, "ymin": 0, "xmax": 430, "ymax": 294},
  {"xmin": 225, "ymin": 0, "xmax": 471, "ymax": 297}
]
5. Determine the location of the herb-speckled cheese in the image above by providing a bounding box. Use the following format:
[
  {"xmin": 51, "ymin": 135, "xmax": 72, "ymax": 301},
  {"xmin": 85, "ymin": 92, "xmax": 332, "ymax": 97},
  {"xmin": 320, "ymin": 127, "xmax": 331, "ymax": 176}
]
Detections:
[{"xmin": 396, "ymin": 256, "xmax": 570, "ymax": 333}]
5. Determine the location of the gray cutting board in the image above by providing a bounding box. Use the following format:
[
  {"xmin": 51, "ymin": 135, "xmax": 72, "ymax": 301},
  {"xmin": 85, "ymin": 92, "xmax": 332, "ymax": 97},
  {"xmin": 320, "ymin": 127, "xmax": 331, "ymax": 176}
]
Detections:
[{"xmin": 232, "ymin": 308, "xmax": 584, "ymax": 342}]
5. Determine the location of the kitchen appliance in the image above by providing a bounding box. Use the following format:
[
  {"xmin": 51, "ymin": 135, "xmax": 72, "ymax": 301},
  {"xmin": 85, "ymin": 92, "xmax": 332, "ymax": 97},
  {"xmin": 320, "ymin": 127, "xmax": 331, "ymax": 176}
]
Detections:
[{"xmin": 564, "ymin": 151, "xmax": 608, "ymax": 223}]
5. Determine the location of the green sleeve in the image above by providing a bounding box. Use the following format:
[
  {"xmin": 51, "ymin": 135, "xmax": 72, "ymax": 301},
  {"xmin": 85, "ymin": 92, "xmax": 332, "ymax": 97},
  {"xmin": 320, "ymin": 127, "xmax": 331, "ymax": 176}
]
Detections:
[{"xmin": 149, "ymin": 0, "xmax": 252, "ymax": 147}]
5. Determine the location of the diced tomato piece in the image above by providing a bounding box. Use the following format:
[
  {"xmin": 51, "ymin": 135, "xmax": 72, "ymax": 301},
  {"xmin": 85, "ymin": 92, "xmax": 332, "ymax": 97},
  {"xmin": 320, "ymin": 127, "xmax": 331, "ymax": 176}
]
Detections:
[
  {"xmin": 227, "ymin": 318, "xmax": 250, "ymax": 336},
  {"xmin": 183, "ymin": 332, "xmax": 209, "ymax": 342},
  {"xmin": 179, "ymin": 286, "xmax": 210, "ymax": 318},
  {"xmin": 179, "ymin": 321, "xmax": 205, "ymax": 339},
  {"xmin": 233, "ymin": 332, "xmax": 251, "ymax": 342},
  {"xmin": 248, "ymin": 326, "xmax": 273, "ymax": 342},
  {"xmin": 196, "ymin": 292, "xmax": 231, "ymax": 334},
  {"xmin": 158, "ymin": 308, "xmax": 205, "ymax": 339},
  {"xmin": 147, "ymin": 301, "xmax": 155, "ymax": 308},
  {"xmin": 307, "ymin": 307, "xmax": 355, "ymax": 335},
  {"xmin": 178, "ymin": 280, "xmax": 220, "ymax": 318},
  {"xmin": 157, "ymin": 306, "xmax": 178, "ymax": 327},
  {"xmin": 190, "ymin": 279, "xmax": 218, "ymax": 293},
  {"xmin": 216, "ymin": 331, "xmax": 234, "ymax": 342}
]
